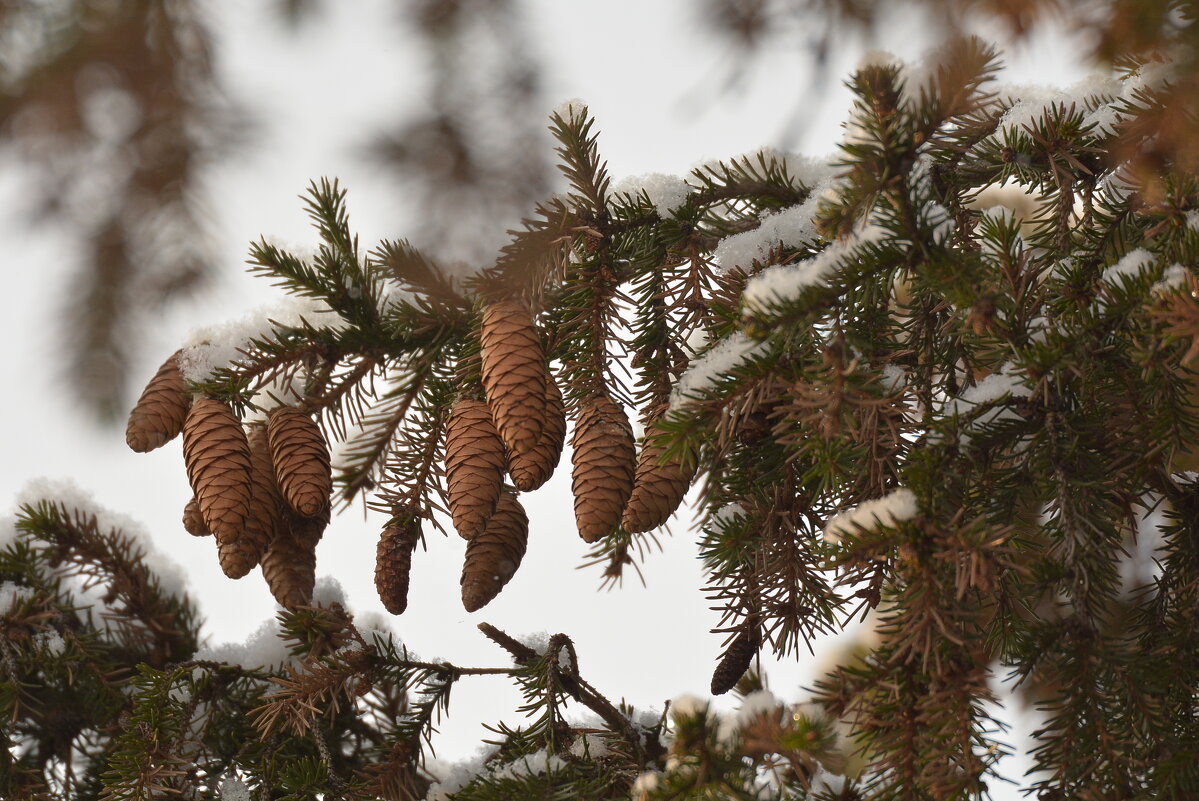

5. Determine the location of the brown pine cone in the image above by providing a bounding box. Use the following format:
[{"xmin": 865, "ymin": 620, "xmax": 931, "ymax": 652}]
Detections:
[
  {"xmin": 126, "ymin": 351, "xmax": 189, "ymax": 452},
  {"xmin": 480, "ymin": 300, "xmax": 547, "ymax": 455},
  {"xmin": 461, "ymin": 491, "xmax": 528, "ymax": 613},
  {"xmin": 622, "ymin": 413, "xmax": 696, "ymax": 533},
  {"xmin": 231, "ymin": 424, "xmax": 285, "ymax": 577},
  {"xmin": 182, "ymin": 399, "xmax": 254, "ymax": 573},
  {"xmin": 376, "ymin": 513, "xmax": 421, "ymax": 615},
  {"xmin": 444, "ymin": 398, "xmax": 506, "ymax": 539},
  {"xmin": 182, "ymin": 498, "xmax": 210, "ymax": 537},
  {"xmin": 570, "ymin": 395, "xmax": 635, "ymax": 542},
  {"xmin": 507, "ymin": 375, "xmax": 566, "ymax": 492},
  {"xmin": 710, "ymin": 632, "xmax": 758, "ymax": 695},
  {"xmin": 261, "ymin": 507, "xmax": 328, "ymax": 608},
  {"xmin": 267, "ymin": 407, "xmax": 332, "ymax": 517}
]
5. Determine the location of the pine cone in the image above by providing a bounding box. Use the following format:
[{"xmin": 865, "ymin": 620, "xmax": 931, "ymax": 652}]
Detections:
[
  {"xmin": 570, "ymin": 396, "xmax": 635, "ymax": 542},
  {"xmin": 376, "ymin": 513, "xmax": 421, "ymax": 615},
  {"xmin": 267, "ymin": 407, "xmax": 332, "ymax": 517},
  {"xmin": 461, "ymin": 491, "xmax": 528, "ymax": 612},
  {"xmin": 622, "ymin": 413, "xmax": 695, "ymax": 533},
  {"xmin": 182, "ymin": 498, "xmax": 210, "ymax": 537},
  {"xmin": 126, "ymin": 351, "xmax": 189, "ymax": 452},
  {"xmin": 261, "ymin": 507, "xmax": 328, "ymax": 608},
  {"xmin": 507, "ymin": 375, "xmax": 566, "ymax": 492},
  {"xmin": 234, "ymin": 424, "xmax": 285, "ymax": 574},
  {"xmin": 182, "ymin": 399, "xmax": 253, "ymax": 568},
  {"xmin": 444, "ymin": 398, "xmax": 506, "ymax": 539},
  {"xmin": 710, "ymin": 632, "xmax": 758, "ymax": 695},
  {"xmin": 480, "ymin": 300, "xmax": 547, "ymax": 455}
]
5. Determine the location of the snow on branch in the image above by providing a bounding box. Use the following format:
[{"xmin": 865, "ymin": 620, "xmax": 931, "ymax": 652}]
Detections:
[
  {"xmin": 823, "ymin": 488, "xmax": 918, "ymax": 544},
  {"xmin": 669, "ymin": 332, "xmax": 768, "ymax": 409}
]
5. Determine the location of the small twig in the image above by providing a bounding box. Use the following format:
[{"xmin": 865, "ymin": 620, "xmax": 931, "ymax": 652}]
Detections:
[
  {"xmin": 477, "ymin": 622, "xmax": 538, "ymax": 662},
  {"xmin": 479, "ymin": 623, "xmax": 647, "ymax": 761}
]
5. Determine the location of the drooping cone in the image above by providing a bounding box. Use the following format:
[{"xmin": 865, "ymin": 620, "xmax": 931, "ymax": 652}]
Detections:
[
  {"xmin": 444, "ymin": 398, "xmax": 506, "ymax": 539},
  {"xmin": 621, "ymin": 412, "xmax": 696, "ymax": 533},
  {"xmin": 570, "ymin": 395, "xmax": 635, "ymax": 542},
  {"xmin": 480, "ymin": 300, "xmax": 547, "ymax": 455},
  {"xmin": 182, "ymin": 498, "xmax": 210, "ymax": 537},
  {"xmin": 461, "ymin": 491, "xmax": 528, "ymax": 613},
  {"xmin": 266, "ymin": 406, "xmax": 332, "ymax": 517},
  {"xmin": 182, "ymin": 399, "xmax": 253, "ymax": 559},
  {"xmin": 507, "ymin": 375, "xmax": 566, "ymax": 492},
  {"xmin": 376, "ymin": 513, "xmax": 421, "ymax": 615},
  {"xmin": 230, "ymin": 424, "xmax": 285, "ymax": 577},
  {"xmin": 126, "ymin": 351, "xmax": 189, "ymax": 452},
  {"xmin": 711, "ymin": 632, "xmax": 758, "ymax": 696},
  {"xmin": 261, "ymin": 507, "xmax": 328, "ymax": 608}
]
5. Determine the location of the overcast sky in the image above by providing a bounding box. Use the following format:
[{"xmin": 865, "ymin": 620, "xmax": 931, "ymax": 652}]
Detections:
[{"xmin": 0, "ymin": 0, "xmax": 1093, "ymax": 791}]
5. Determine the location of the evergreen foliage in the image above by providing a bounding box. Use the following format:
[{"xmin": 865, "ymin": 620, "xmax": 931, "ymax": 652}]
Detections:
[{"xmin": 9, "ymin": 18, "xmax": 1199, "ymax": 801}]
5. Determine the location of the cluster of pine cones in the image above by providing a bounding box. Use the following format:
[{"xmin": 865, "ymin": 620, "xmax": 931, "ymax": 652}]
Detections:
[
  {"xmin": 126, "ymin": 299, "xmax": 696, "ymax": 614},
  {"xmin": 126, "ymin": 352, "xmax": 332, "ymax": 609}
]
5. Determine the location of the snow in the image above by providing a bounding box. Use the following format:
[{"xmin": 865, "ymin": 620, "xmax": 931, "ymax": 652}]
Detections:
[
  {"xmin": 194, "ymin": 617, "xmax": 294, "ymax": 670},
  {"xmin": 515, "ymin": 630, "xmax": 549, "ymax": 655},
  {"xmin": 310, "ymin": 575, "xmax": 346, "ymax": 607},
  {"xmin": 488, "ymin": 749, "xmax": 567, "ymax": 782},
  {"xmin": 354, "ymin": 610, "xmax": 401, "ymax": 652},
  {"xmin": 810, "ymin": 769, "xmax": 847, "ymax": 793},
  {"xmin": 969, "ymin": 182, "xmax": 1041, "ymax": 222},
  {"xmin": 669, "ymin": 332, "xmax": 768, "ymax": 409},
  {"xmin": 740, "ymin": 221, "xmax": 886, "ymax": 316},
  {"xmin": 712, "ymin": 177, "xmax": 831, "ymax": 273},
  {"xmin": 0, "ymin": 514, "xmax": 16, "ymax": 549},
  {"xmin": 823, "ymin": 488, "xmax": 918, "ymax": 543},
  {"xmin": 1154, "ymin": 263, "xmax": 1189, "ymax": 294},
  {"xmin": 554, "ymin": 640, "xmax": 574, "ymax": 672},
  {"xmin": 425, "ymin": 750, "xmax": 490, "ymax": 800},
  {"xmin": 943, "ymin": 363, "xmax": 1031, "ymax": 421},
  {"xmin": 881, "ymin": 364, "xmax": 907, "ymax": 393},
  {"xmin": 735, "ymin": 689, "xmax": 780, "ymax": 727},
  {"xmin": 670, "ymin": 694, "xmax": 708, "ymax": 719},
  {"xmin": 1101, "ymin": 247, "xmax": 1154, "ymax": 284},
  {"xmin": 15, "ymin": 478, "xmax": 191, "ymax": 602},
  {"xmin": 553, "ymin": 98, "xmax": 587, "ymax": 120},
  {"xmin": 177, "ymin": 296, "xmax": 343, "ymax": 384},
  {"xmin": 219, "ymin": 775, "xmax": 251, "ymax": 801},
  {"xmin": 1188, "ymin": 210, "xmax": 1199, "ymax": 232},
  {"xmin": 568, "ymin": 732, "xmax": 610, "ymax": 759},
  {"xmin": 994, "ymin": 76, "xmax": 1121, "ymax": 142},
  {"xmin": 0, "ymin": 581, "xmax": 33, "ymax": 614},
  {"xmin": 631, "ymin": 771, "xmax": 661, "ymax": 794},
  {"xmin": 35, "ymin": 631, "xmax": 66, "ymax": 656},
  {"xmin": 711, "ymin": 503, "xmax": 747, "ymax": 528},
  {"xmin": 613, "ymin": 172, "xmax": 692, "ymax": 215}
]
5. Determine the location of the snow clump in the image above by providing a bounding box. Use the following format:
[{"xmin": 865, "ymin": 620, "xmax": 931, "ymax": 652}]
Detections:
[
  {"xmin": 823, "ymin": 488, "xmax": 918, "ymax": 544},
  {"xmin": 614, "ymin": 172, "xmax": 692, "ymax": 215}
]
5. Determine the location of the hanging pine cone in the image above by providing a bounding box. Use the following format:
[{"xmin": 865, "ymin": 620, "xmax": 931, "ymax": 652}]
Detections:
[
  {"xmin": 182, "ymin": 498, "xmax": 209, "ymax": 537},
  {"xmin": 229, "ymin": 424, "xmax": 285, "ymax": 576},
  {"xmin": 622, "ymin": 412, "xmax": 696, "ymax": 533},
  {"xmin": 710, "ymin": 632, "xmax": 758, "ymax": 695},
  {"xmin": 182, "ymin": 399, "xmax": 253, "ymax": 565},
  {"xmin": 480, "ymin": 300, "xmax": 547, "ymax": 455},
  {"xmin": 507, "ymin": 375, "xmax": 566, "ymax": 492},
  {"xmin": 126, "ymin": 351, "xmax": 189, "ymax": 452},
  {"xmin": 461, "ymin": 491, "xmax": 528, "ymax": 612},
  {"xmin": 376, "ymin": 513, "xmax": 421, "ymax": 615},
  {"xmin": 570, "ymin": 395, "xmax": 635, "ymax": 542},
  {"xmin": 260, "ymin": 507, "xmax": 328, "ymax": 608},
  {"xmin": 267, "ymin": 406, "xmax": 332, "ymax": 517},
  {"xmin": 444, "ymin": 398, "xmax": 506, "ymax": 539}
]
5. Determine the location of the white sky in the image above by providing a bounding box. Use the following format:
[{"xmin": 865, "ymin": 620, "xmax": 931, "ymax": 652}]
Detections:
[{"xmin": 0, "ymin": 0, "xmax": 1093, "ymax": 793}]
